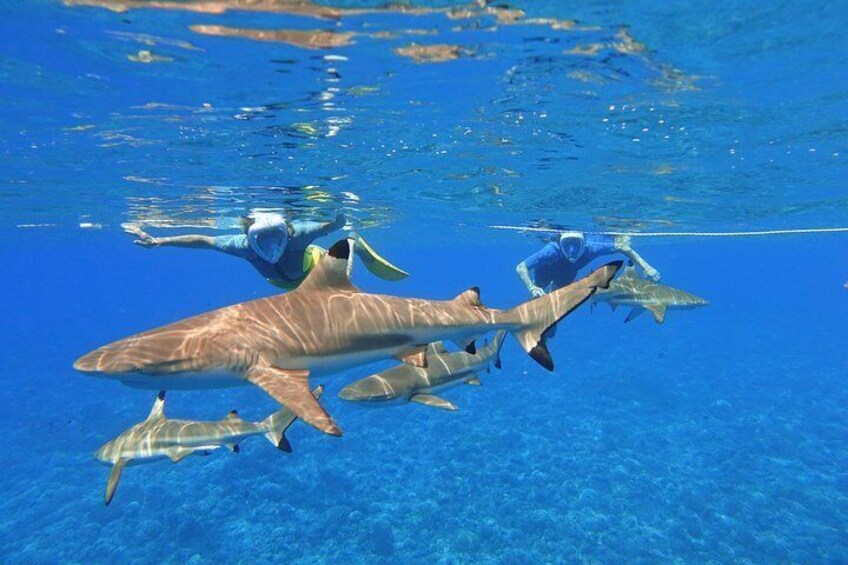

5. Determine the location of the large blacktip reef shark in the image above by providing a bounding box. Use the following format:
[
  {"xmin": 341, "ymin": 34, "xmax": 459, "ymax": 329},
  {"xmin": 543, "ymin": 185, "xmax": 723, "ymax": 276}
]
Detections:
[
  {"xmin": 95, "ymin": 386, "xmax": 323, "ymax": 505},
  {"xmin": 593, "ymin": 265, "xmax": 709, "ymax": 323},
  {"xmin": 339, "ymin": 330, "xmax": 506, "ymax": 410},
  {"xmin": 75, "ymin": 239, "xmax": 621, "ymax": 436}
]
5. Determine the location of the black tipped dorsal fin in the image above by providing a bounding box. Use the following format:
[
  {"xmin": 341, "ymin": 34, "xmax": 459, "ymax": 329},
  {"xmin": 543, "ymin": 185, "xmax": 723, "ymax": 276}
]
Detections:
[
  {"xmin": 394, "ymin": 347, "xmax": 429, "ymax": 368},
  {"xmin": 453, "ymin": 287, "xmax": 483, "ymax": 308},
  {"xmin": 452, "ymin": 335, "xmax": 479, "ymax": 355},
  {"xmin": 224, "ymin": 410, "xmax": 243, "ymax": 423},
  {"xmin": 296, "ymin": 238, "xmax": 359, "ymax": 293},
  {"xmin": 146, "ymin": 391, "xmax": 166, "ymax": 421}
]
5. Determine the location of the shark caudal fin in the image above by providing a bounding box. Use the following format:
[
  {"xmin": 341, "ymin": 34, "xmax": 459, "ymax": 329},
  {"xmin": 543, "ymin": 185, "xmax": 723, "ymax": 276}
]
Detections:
[
  {"xmin": 506, "ymin": 261, "xmax": 622, "ymax": 371},
  {"xmin": 478, "ymin": 330, "xmax": 507, "ymax": 370},
  {"xmin": 261, "ymin": 385, "xmax": 325, "ymax": 451},
  {"xmin": 490, "ymin": 330, "xmax": 506, "ymax": 369}
]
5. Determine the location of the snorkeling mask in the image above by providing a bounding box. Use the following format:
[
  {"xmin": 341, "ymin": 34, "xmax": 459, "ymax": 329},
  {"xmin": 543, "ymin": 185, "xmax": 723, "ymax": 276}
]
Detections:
[
  {"xmin": 247, "ymin": 212, "xmax": 289, "ymax": 263},
  {"xmin": 559, "ymin": 231, "xmax": 586, "ymax": 262}
]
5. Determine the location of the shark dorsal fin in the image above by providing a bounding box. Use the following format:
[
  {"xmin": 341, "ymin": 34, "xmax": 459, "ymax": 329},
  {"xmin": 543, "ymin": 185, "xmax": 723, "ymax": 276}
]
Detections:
[
  {"xmin": 146, "ymin": 391, "xmax": 166, "ymax": 421},
  {"xmin": 452, "ymin": 287, "xmax": 483, "ymax": 308},
  {"xmin": 453, "ymin": 335, "xmax": 479, "ymax": 354},
  {"xmin": 394, "ymin": 347, "xmax": 428, "ymax": 368},
  {"xmin": 621, "ymin": 265, "xmax": 639, "ymax": 278},
  {"xmin": 426, "ymin": 341, "xmax": 448, "ymax": 355},
  {"xmin": 296, "ymin": 238, "xmax": 359, "ymax": 293},
  {"xmin": 224, "ymin": 410, "xmax": 243, "ymax": 423}
]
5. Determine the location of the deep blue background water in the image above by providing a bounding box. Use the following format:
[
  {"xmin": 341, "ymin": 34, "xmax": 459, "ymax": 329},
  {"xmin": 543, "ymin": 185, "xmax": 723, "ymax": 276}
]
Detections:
[
  {"xmin": 2, "ymin": 0, "xmax": 848, "ymax": 563},
  {"xmin": 2, "ymin": 230, "xmax": 847, "ymax": 563}
]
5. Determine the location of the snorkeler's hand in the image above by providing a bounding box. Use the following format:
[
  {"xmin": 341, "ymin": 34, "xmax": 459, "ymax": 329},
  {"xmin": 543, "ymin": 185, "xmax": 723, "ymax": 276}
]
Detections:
[
  {"xmin": 123, "ymin": 225, "xmax": 159, "ymax": 248},
  {"xmin": 529, "ymin": 285, "xmax": 546, "ymax": 299},
  {"xmin": 644, "ymin": 266, "xmax": 661, "ymax": 281}
]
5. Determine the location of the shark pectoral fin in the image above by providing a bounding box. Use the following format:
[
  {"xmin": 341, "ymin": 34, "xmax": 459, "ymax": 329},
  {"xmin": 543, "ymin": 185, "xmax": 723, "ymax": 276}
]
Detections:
[
  {"xmin": 624, "ymin": 307, "xmax": 645, "ymax": 323},
  {"xmin": 410, "ymin": 393, "xmax": 458, "ymax": 411},
  {"xmin": 645, "ymin": 304, "xmax": 667, "ymax": 324},
  {"xmin": 610, "ymin": 303, "xmax": 618, "ymax": 312},
  {"xmin": 262, "ymin": 385, "xmax": 325, "ymax": 453},
  {"xmin": 105, "ymin": 459, "xmax": 128, "ymax": 506},
  {"xmin": 353, "ymin": 234, "xmax": 410, "ymax": 281},
  {"xmin": 466, "ymin": 377, "xmax": 482, "ymax": 386},
  {"xmin": 247, "ymin": 367, "xmax": 342, "ymax": 437},
  {"xmin": 168, "ymin": 448, "xmax": 195, "ymax": 463},
  {"xmin": 395, "ymin": 347, "xmax": 428, "ymax": 368}
]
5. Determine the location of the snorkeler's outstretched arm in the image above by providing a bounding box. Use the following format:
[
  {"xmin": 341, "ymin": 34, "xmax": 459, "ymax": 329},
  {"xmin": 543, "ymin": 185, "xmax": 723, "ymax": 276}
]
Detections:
[
  {"xmin": 516, "ymin": 260, "xmax": 545, "ymax": 298},
  {"xmin": 123, "ymin": 224, "xmax": 216, "ymax": 250},
  {"xmin": 289, "ymin": 213, "xmax": 347, "ymax": 242},
  {"xmin": 318, "ymin": 213, "xmax": 347, "ymax": 236},
  {"xmin": 614, "ymin": 235, "xmax": 661, "ymax": 281}
]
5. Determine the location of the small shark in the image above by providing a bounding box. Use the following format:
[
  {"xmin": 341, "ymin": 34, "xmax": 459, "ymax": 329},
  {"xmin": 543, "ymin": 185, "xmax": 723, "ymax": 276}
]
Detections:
[
  {"xmin": 76, "ymin": 239, "xmax": 621, "ymax": 436},
  {"xmin": 593, "ymin": 265, "xmax": 709, "ymax": 323},
  {"xmin": 339, "ymin": 330, "xmax": 506, "ymax": 410},
  {"xmin": 95, "ymin": 386, "xmax": 322, "ymax": 505}
]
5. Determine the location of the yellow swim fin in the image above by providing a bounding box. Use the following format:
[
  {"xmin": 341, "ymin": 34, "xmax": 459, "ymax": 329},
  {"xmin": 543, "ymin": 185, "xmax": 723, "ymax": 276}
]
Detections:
[
  {"xmin": 353, "ymin": 235, "xmax": 409, "ymax": 281},
  {"xmin": 303, "ymin": 244, "xmax": 327, "ymax": 274}
]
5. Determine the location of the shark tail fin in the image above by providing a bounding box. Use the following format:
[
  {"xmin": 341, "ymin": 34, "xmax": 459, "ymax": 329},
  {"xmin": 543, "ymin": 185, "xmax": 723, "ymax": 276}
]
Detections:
[
  {"xmin": 504, "ymin": 262, "xmax": 621, "ymax": 371},
  {"xmin": 490, "ymin": 330, "xmax": 506, "ymax": 370},
  {"xmin": 262, "ymin": 385, "xmax": 325, "ymax": 452}
]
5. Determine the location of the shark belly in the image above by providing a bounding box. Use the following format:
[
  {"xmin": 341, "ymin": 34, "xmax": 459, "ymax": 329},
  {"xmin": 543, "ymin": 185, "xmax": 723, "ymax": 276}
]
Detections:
[
  {"xmin": 418, "ymin": 372, "xmax": 476, "ymax": 395},
  {"xmin": 116, "ymin": 370, "xmax": 246, "ymax": 391}
]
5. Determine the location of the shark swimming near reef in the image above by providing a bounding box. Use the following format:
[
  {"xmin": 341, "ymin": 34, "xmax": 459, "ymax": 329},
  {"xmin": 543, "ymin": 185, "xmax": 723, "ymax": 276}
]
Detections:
[
  {"xmin": 339, "ymin": 330, "xmax": 506, "ymax": 410},
  {"xmin": 95, "ymin": 386, "xmax": 323, "ymax": 505},
  {"xmin": 592, "ymin": 265, "xmax": 709, "ymax": 324},
  {"xmin": 75, "ymin": 239, "xmax": 621, "ymax": 436}
]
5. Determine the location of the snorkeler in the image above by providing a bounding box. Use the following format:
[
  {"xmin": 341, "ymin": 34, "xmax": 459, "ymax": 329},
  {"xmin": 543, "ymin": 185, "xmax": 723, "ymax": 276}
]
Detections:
[
  {"xmin": 516, "ymin": 231, "xmax": 660, "ymax": 299},
  {"xmin": 123, "ymin": 212, "xmax": 408, "ymax": 289}
]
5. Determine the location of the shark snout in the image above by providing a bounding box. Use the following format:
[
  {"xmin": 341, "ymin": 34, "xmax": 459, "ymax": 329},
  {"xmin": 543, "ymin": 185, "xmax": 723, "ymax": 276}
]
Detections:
[
  {"xmin": 74, "ymin": 350, "xmax": 106, "ymax": 373},
  {"xmin": 94, "ymin": 443, "xmax": 113, "ymax": 464},
  {"xmin": 339, "ymin": 376, "xmax": 396, "ymax": 403}
]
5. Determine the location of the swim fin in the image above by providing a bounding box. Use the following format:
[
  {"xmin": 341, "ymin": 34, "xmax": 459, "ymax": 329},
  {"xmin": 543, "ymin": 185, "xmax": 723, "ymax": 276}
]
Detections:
[{"xmin": 352, "ymin": 234, "xmax": 409, "ymax": 281}]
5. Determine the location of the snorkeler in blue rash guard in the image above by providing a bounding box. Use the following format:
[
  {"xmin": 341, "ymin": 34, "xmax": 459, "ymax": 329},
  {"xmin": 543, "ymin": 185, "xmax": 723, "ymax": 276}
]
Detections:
[
  {"xmin": 123, "ymin": 211, "xmax": 408, "ymax": 290},
  {"xmin": 516, "ymin": 231, "xmax": 661, "ymax": 299}
]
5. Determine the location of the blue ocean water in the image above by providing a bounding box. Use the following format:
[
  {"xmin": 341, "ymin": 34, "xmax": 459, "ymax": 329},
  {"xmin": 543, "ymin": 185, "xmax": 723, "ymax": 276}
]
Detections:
[{"xmin": 2, "ymin": 1, "xmax": 847, "ymax": 563}]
